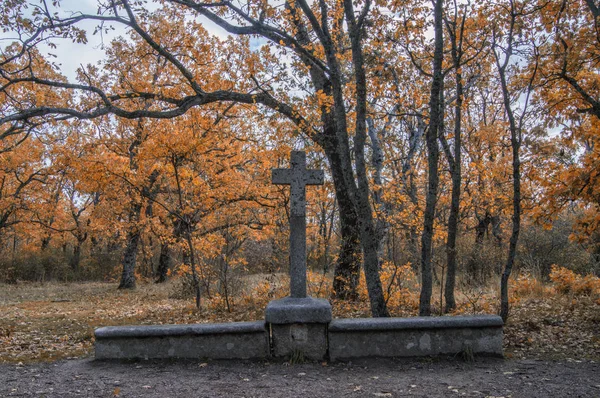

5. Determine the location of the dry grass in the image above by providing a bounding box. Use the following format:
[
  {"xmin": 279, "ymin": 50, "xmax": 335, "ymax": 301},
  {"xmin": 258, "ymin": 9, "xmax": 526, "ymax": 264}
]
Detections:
[
  {"xmin": 0, "ymin": 279, "xmax": 270, "ymax": 363},
  {"xmin": 0, "ymin": 272, "xmax": 599, "ymax": 363}
]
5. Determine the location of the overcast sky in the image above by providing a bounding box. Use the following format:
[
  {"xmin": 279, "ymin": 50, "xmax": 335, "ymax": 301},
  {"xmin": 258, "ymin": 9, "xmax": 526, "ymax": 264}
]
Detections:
[{"xmin": 30, "ymin": 0, "xmax": 245, "ymax": 82}]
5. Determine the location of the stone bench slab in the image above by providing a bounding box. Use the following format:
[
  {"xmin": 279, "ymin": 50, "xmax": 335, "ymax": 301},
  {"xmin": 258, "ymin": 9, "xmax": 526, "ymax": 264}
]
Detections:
[
  {"xmin": 95, "ymin": 321, "xmax": 269, "ymax": 360},
  {"xmin": 329, "ymin": 315, "xmax": 503, "ymax": 360},
  {"xmin": 95, "ymin": 321, "xmax": 266, "ymax": 339},
  {"xmin": 329, "ymin": 315, "xmax": 503, "ymax": 332}
]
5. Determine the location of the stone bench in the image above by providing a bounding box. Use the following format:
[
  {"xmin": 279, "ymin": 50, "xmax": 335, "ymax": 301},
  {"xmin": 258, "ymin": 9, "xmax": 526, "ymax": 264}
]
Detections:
[
  {"xmin": 95, "ymin": 321, "xmax": 269, "ymax": 360},
  {"xmin": 328, "ymin": 315, "xmax": 503, "ymax": 361},
  {"xmin": 94, "ymin": 315, "xmax": 503, "ymax": 361}
]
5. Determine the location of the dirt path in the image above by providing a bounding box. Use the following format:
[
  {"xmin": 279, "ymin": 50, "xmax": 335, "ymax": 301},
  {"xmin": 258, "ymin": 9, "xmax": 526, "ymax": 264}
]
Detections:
[{"xmin": 1, "ymin": 357, "xmax": 598, "ymax": 397}]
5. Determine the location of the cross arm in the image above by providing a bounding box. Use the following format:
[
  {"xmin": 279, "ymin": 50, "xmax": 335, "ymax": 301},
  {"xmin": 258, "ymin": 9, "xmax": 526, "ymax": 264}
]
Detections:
[
  {"xmin": 272, "ymin": 169, "xmax": 292, "ymax": 185},
  {"xmin": 304, "ymin": 170, "xmax": 325, "ymax": 185}
]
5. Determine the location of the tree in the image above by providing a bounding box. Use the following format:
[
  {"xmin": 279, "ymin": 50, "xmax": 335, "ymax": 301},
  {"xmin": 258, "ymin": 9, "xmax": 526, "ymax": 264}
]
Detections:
[
  {"xmin": 491, "ymin": 0, "xmax": 540, "ymax": 322},
  {"xmin": 439, "ymin": 0, "xmax": 488, "ymax": 312},
  {"xmin": 0, "ymin": 139, "xmax": 47, "ymax": 249},
  {"xmin": 417, "ymin": 0, "xmax": 444, "ymax": 316},
  {"xmin": 0, "ymin": 0, "xmax": 389, "ymax": 315},
  {"xmin": 534, "ymin": 0, "xmax": 600, "ymax": 268},
  {"xmin": 536, "ymin": 0, "xmax": 600, "ymax": 120}
]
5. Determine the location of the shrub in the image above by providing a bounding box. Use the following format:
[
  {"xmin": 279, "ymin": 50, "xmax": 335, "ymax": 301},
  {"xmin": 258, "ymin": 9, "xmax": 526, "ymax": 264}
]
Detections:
[
  {"xmin": 512, "ymin": 272, "xmax": 548, "ymax": 298},
  {"xmin": 0, "ymin": 250, "xmax": 72, "ymax": 283},
  {"xmin": 518, "ymin": 215, "xmax": 591, "ymax": 278},
  {"xmin": 307, "ymin": 270, "xmax": 333, "ymax": 298},
  {"xmin": 357, "ymin": 261, "xmax": 419, "ymax": 311},
  {"xmin": 549, "ymin": 265, "xmax": 600, "ymax": 296}
]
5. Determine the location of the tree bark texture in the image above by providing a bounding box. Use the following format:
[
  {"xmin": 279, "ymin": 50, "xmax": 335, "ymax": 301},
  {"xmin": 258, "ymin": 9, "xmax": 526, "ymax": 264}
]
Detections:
[
  {"xmin": 117, "ymin": 123, "xmax": 159, "ymax": 289},
  {"xmin": 70, "ymin": 243, "xmax": 82, "ymax": 274},
  {"xmin": 155, "ymin": 241, "xmax": 171, "ymax": 283},
  {"xmin": 444, "ymin": 85, "xmax": 461, "ymax": 313},
  {"xmin": 332, "ymin": 206, "xmax": 361, "ymax": 300},
  {"xmin": 286, "ymin": 0, "xmax": 387, "ymax": 313},
  {"xmin": 118, "ymin": 203, "xmax": 142, "ymax": 289},
  {"xmin": 419, "ymin": 0, "xmax": 444, "ymax": 316},
  {"xmin": 443, "ymin": 14, "xmax": 465, "ymax": 313},
  {"xmin": 367, "ymin": 117, "xmax": 389, "ymax": 267}
]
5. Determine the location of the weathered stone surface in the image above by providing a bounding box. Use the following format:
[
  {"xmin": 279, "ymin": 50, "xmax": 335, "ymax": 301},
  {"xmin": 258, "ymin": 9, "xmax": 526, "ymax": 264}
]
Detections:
[
  {"xmin": 329, "ymin": 315, "xmax": 503, "ymax": 331},
  {"xmin": 271, "ymin": 151, "xmax": 324, "ymax": 218},
  {"xmin": 265, "ymin": 297, "xmax": 331, "ymax": 360},
  {"xmin": 94, "ymin": 315, "xmax": 504, "ymax": 361},
  {"xmin": 272, "ymin": 150, "xmax": 324, "ymax": 298},
  {"xmin": 270, "ymin": 323, "xmax": 328, "ymax": 360},
  {"xmin": 265, "ymin": 297, "xmax": 332, "ymax": 324},
  {"xmin": 96, "ymin": 321, "xmax": 266, "ymax": 338},
  {"xmin": 328, "ymin": 316, "xmax": 503, "ymax": 360},
  {"xmin": 95, "ymin": 321, "xmax": 269, "ymax": 360}
]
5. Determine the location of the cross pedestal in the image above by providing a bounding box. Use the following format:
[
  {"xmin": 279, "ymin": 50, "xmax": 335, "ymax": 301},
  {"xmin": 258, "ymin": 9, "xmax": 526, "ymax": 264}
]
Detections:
[{"xmin": 265, "ymin": 151, "xmax": 332, "ymax": 360}]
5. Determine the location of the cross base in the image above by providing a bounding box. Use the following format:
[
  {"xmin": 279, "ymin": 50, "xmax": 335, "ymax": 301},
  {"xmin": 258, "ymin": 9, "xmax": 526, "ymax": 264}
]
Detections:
[
  {"xmin": 265, "ymin": 297, "xmax": 332, "ymax": 360},
  {"xmin": 265, "ymin": 297, "xmax": 332, "ymax": 324}
]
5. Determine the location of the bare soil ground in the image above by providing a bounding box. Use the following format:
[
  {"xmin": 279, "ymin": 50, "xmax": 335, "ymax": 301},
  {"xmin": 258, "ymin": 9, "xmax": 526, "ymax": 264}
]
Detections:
[{"xmin": 1, "ymin": 356, "xmax": 599, "ymax": 397}]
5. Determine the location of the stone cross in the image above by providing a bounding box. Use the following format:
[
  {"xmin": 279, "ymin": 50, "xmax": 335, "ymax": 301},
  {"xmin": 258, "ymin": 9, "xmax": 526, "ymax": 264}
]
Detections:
[{"xmin": 272, "ymin": 151, "xmax": 324, "ymax": 298}]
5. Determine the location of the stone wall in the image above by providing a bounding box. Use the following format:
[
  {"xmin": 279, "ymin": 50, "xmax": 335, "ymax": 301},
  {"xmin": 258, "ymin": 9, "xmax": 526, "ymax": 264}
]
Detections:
[
  {"xmin": 95, "ymin": 321, "xmax": 270, "ymax": 360},
  {"xmin": 328, "ymin": 316, "xmax": 503, "ymax": 360},
  {"xmin": 95, "ymin": 315, "xmax": 503, "ymax": 361}
]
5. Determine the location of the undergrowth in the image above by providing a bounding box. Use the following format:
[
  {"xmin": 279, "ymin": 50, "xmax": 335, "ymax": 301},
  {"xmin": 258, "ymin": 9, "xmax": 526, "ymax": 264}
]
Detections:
[{"xmin": 0, "ymin": 265, "xmax": 598, "ymax": 363}]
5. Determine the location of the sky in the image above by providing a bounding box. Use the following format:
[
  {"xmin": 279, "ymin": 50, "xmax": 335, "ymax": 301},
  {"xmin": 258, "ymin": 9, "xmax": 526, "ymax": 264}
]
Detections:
[
  {"xmin": 35, "ymin": 0, "xmax": 127, "ymax": 81},
  {"xmin": 7, "ymin": 0, "xmax": 241, "ymax": 82}
]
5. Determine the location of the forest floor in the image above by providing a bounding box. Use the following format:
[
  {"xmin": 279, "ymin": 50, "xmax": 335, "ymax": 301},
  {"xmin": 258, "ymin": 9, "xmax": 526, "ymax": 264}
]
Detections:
[
  {"xmin": 0, "ymin": 277, "xmax": 599, "ymax": 396},
  {"xmin": 1, "ymin": 277, "xmax": 599, "ymax": 363}
]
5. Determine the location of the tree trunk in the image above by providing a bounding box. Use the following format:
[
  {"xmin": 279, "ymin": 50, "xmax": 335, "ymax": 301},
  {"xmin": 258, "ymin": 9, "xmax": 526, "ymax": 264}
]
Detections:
[
  {"xmin": 319, "ymin": 127, "xmax": 362, "ymax": 301},
  {"xmin": 319, "ymin": 74, "xmax": 387, "ymax": 315},
  {"xmin": 367, "ymin": 117, "xmax": 389, "ymax": 266},
  {"xmin": 499, "ymin": 106, "xmax": 521, "ymax": 322},
  {"xmin": 184, "ymin": 224, "xmax": 201, "ymax": 309},
  {"xmin": 590, "ymin": 229, "xmax": 600, "ymax": 276},
  {"xmin": 475, "ymin": 213, "xmax": 489, "ymax": 245},
  {"xmin": 70, "ymin": 242, "xmax": 81, "ymax": 274},
  {"xmin": 403, "ymin": 118, "xmax": 424, "ymax": 269},
  {"xmin": 41, "ymin": 236, "xmax": 51, "ymax": 251},
  {"xmin": 332, "ymin": 209, "xmax": 361, "ymax": 300},
  {"xmin": 491, "ymin": 215, "xmax": 503, "ymax": 246},
  {"xmin": 118, "ymin": 229, "xmax": 140, "ymax": 289},
  {"xmin": 329, "ymin": 151, "xmax": 361, "ymax": 301},
  {"xmin": 495, "ymin": 1, "xmax": 531, "ymax": 322},
  {"xmin": 408, "ymin": 226, "xmax": 420, "ymax": 269},
  {"xmin": 344, "ymin": 0, "xmax": 389, "ymax": 317},
  {"xmin": 443, "ymin": 28, "xmax": 464, "ymax": 313},
  {"xmin": 500, "ymin": 131, "xmax": 520, "ymax": 321},
  {"xmin": 444, "ymin": 113, "xmax": 461, "ymax": 313},
  {"xmin": 117, "ymin": 128, "xmax": 159, "ymax": 288},
  {"xmin": 317, "ymin": 202, "xmax": 335, "ymax": 274},
  {"xmin": 419, "ymin": 0, "xmax": 444, "ymax": 316},
  {"xmin": 155, "ymin": 241, "xmax": 171, "ymax": 283},
  {"xmin": 284, "ymin": 2, "xmax": 364, "ymax": 301},
  {"xmin": 118, "ymin": 203, "xmax": 142, "ymax": 289}
]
